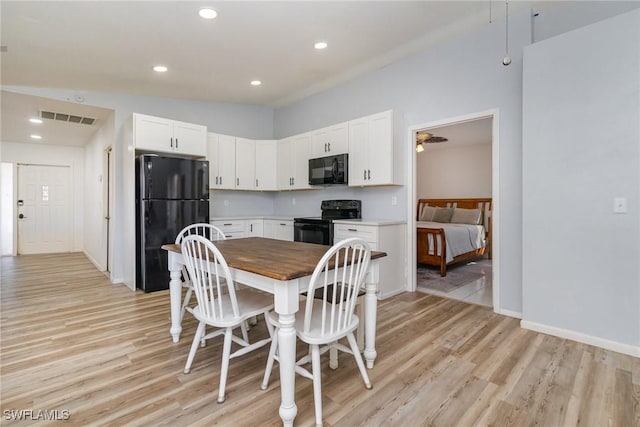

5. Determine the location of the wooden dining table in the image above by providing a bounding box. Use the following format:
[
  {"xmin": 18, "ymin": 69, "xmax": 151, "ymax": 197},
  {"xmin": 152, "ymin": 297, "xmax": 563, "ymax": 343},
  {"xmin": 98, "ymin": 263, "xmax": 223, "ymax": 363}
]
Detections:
[{"xmin": 161, "ymin": 237, "xmax": 386, "ymax": 427}]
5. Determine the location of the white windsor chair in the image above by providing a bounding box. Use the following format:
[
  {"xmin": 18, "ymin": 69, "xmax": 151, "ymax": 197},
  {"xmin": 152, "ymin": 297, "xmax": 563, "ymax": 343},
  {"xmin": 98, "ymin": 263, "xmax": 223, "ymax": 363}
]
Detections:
[
  {"xmin": 175, "ymin": 223, "xmax": 226, "ymax": 322},
  {"xmin": 261, "ymin": 237, "xmax": 372, "ymax": 426},
  {"xmin": 181, "ymin": 234, "xmax": 274, "ymax": 403}
]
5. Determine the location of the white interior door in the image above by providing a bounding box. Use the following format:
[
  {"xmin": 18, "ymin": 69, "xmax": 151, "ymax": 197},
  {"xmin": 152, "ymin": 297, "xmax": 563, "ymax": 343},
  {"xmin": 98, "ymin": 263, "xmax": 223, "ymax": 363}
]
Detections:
[{"xmin": 17, "ymin": 164, "xmax": 72, "ymax": 254}]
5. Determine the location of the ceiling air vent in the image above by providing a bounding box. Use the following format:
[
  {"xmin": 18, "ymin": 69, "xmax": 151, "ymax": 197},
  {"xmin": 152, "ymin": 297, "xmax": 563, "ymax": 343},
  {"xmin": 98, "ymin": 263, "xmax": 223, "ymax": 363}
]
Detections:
[{"xmin": 40, "ymin": 110, "xmax": 96, "ymax": 126}]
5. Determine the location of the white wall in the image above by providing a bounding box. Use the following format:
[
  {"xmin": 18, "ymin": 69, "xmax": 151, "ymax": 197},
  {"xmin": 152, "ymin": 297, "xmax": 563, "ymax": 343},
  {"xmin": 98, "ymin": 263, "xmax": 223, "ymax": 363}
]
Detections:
[
  {"xmin": 522, "ymin": 9, "xmax": 639, "ymax": 354},
  {"xmin": 83, "ymin": 112, "xmax": 115, "ymax": 271},
  {"xmin": 1, "ymin": 142, "xmax": 85, "ymax": 252},
  {"xmin": 417, "ymin": 143, "xmax": 492, "ymax": 198},
  {"xmin": 1, "ymin": 163, "xmax": 14, "ymax": 255}
]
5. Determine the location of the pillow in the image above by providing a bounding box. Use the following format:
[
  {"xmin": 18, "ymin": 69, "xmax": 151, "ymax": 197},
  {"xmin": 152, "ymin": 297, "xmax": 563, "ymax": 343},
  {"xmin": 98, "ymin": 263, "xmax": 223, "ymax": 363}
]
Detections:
[
  {"xmin": 432, "ymin": 207, "xmax": 454, "ymax": 223},
  {"xmin": 451, "ymin": 208, "xmax": 482, "ymax": 225},
  {"xmin": 419, "ymin": 206, "xmax": 436, "ymax": 221}
]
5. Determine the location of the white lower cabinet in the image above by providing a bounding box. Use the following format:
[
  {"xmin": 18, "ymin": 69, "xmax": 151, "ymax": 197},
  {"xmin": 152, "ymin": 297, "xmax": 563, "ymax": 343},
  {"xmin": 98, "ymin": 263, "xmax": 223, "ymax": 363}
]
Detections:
[
  {"xmin": 263, "ymin": 220, "xmax": 293, "ymax": 241},
  {"xmin": 210, "ymin": 220, "xmax": 247, "ymax": 239},
  {"xmin": 210, "ymin": 218, "xmax": 293, "ymax": 240},
  {"xmin": 333, "ymin": 221, "xmax": 406, "ymax": 299},
  {"xmin": 247, "ymin": 219, "xmax": 264, "ymax": 237}
]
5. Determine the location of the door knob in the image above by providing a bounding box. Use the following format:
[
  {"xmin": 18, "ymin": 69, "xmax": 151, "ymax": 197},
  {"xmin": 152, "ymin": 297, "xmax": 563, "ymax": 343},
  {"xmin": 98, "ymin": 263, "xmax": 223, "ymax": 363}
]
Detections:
[{"xmin": 18, "ymin": 213, "xmax": 26, "ymax": 219}]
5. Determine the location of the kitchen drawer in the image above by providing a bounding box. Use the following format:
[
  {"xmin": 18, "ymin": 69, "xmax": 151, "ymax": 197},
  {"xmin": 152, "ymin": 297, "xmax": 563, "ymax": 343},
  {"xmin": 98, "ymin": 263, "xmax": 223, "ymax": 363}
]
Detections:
[
  {"xmin": 334, "ymin": 224, "xmax": 378, "ymax": 247},
  {"xmin": 264, "ymin": 219, "xmax": 293, "ymax": 241},
  {"xmin": 211, "ymin": 220, "xmax": 246, "ymax": 239}
]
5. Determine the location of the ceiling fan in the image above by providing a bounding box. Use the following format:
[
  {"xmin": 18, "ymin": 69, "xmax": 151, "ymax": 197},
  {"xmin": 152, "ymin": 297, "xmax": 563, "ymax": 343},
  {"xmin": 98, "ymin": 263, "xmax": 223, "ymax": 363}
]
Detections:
[{"xmin": 416, "ymin": 131, "xmax": 448, "ymax": 152}]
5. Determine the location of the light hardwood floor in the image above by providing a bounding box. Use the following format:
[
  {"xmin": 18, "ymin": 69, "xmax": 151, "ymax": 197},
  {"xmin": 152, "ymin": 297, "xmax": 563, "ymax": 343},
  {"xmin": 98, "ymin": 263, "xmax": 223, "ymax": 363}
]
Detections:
[{"xmin": 1, "ymin": 253, "xmax": 638, "ymax": 426}]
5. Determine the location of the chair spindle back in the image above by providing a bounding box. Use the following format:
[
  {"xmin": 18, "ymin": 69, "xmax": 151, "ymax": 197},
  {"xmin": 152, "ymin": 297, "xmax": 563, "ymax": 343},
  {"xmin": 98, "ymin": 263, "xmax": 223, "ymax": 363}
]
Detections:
[
  {"xmin": 303, "ymin": 238, "xmax": 371, "ymax": 337},
  {"xmin": 181, "ymin": 235, "xmax": 239, "ymax": 321}
]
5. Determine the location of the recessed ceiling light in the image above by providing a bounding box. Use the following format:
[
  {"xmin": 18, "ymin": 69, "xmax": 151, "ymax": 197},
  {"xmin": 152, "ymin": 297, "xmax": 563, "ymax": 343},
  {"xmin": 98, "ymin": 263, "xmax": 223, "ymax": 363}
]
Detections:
[
  {"xmin": 29, "ymin": 118, "xmax": 43, "ymax": 124},
  {"xmin": 198, "ymin": 8, "xmax": 218, "ymax": 19},
  {"xmin": 30, "ymin": 134, "xmax": 42, "ymax": 140},
  {"xmin": 314, "ymin": 41, "xmax": 328, "ymax": 50},
  {"xmin": 250, "ymin": 80, "xmax": 262, "ymax": 86},
  {"xmin": 153, "ymin": 65, "xmax": 168, "ymax": 73}
]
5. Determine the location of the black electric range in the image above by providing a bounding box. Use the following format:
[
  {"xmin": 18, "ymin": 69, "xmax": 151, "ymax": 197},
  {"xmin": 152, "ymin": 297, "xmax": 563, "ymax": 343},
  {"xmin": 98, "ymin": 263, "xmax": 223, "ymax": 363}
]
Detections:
[{"xmin": 294, "ymin": 200, "xmax": 361, "ymax": 245}]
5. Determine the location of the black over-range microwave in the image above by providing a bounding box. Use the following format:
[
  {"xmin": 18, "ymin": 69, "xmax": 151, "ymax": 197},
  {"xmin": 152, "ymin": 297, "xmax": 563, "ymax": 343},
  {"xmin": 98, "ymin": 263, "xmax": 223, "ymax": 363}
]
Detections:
[{"xmin": 308, "ymin": 153, "xmax": 348, "ymax": 186}]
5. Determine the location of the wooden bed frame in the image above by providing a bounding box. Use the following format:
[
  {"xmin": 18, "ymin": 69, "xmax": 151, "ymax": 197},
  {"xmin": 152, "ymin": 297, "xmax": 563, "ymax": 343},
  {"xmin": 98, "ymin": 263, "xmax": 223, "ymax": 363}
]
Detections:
[{"xmin": 416, "ymin": 198, "xmax": 492, "ymax": 276}]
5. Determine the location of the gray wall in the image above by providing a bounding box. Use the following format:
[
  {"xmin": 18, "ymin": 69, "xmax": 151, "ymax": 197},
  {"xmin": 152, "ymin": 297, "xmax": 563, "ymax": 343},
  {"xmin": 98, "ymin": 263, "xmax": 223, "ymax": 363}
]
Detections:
[
  {"xmin": 272, "ymin": 2, "xmax": 640, "ymax": 321},
  {"xmin": 274, "ymin": 10, "xmax": 532, "ymax": 315},
  {"xmin": 522, "ymin": 9, "xmax": 639, "ymax": 350}
]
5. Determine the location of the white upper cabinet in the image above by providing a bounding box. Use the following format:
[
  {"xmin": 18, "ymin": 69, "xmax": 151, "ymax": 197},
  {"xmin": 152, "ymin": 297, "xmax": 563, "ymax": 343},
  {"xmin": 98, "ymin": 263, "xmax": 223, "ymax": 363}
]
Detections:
[
  {"xmin": 311, "ymin": 122, "xmax": 348, "ymax": 157},
  {"xmin": 277, "ymin": 133, "xmax": 312, "ymax": 190},
  {"xmin": 277, "ymin": 137, "xmax": 295, "ymax": 189},
  {"xmin": 255, "ymin": 140, "xmax": 278, "ymax": 191},
  {"xmin": 292, "ymin": 133, "xmax": 312, "ymax": 189},
  {"xmin": 348, "ymin": 110, "xmax": 394, "ymax": 186},
  {"xmin": 134, "ymin": 113, "xmax": 206, "ymax": 157},
  {"xmin": 207, "ymin": 133, "xmax": 236, "ymax": 189},
  {"xmin": 235, "ymin": 138, "xmax": 256, "ymax": 190}
]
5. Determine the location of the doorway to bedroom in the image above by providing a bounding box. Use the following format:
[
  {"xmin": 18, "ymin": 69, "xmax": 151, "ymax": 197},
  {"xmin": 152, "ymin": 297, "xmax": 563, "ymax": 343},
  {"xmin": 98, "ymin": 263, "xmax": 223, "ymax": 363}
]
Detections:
[{"xmin": 412, "ymin": 114, "xmax": 495, "ymax": 308}]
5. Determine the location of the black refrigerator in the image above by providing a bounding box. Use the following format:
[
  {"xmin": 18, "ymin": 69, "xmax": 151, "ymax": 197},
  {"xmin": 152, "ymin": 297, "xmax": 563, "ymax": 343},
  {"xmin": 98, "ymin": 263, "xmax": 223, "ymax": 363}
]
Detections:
[{"xmin": 136, "ymin": 155, "xmax": 209, "ymax": 292}]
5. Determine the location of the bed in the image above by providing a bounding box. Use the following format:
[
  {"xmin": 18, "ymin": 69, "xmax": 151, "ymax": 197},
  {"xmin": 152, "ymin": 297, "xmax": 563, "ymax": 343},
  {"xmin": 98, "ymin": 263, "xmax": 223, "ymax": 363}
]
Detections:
[{"xmin": 416, "ymin": 198, "xmax": 492, "ymax": 276}]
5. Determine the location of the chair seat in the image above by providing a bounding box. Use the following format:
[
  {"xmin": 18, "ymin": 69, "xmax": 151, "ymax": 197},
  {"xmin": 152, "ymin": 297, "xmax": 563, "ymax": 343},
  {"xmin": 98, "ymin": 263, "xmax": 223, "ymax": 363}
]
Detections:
[
  {"xmin": 191, "ymin": 289, "xmax": 274, "ymax": 328},
  {"xmin": 307, "ymin": 283, "xmax": 365, "ymax": 303},
  {"xmin": 268, "ymin": 300, "xmax": 359, "ymax": 345}
]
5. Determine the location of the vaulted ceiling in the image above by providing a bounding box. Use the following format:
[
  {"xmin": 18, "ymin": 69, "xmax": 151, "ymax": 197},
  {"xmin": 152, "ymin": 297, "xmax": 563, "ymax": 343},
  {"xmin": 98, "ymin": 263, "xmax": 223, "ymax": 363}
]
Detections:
[{"xmin": 1, "ymin": 1, "xmax": 551, "ymax": 146}]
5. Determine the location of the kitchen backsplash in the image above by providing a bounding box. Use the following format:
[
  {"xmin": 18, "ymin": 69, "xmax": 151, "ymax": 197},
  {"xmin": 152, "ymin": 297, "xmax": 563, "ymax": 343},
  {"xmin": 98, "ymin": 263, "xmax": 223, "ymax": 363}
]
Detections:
[{"xmin": 210, "ymin": 186, "xmax": 405, "ymax": 220}]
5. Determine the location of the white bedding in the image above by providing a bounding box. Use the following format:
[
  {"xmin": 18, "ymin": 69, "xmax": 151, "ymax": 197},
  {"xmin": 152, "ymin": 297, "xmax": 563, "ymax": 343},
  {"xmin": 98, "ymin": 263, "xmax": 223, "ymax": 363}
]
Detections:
[{"xmin": 416, "ymin": 221, "xmax": 486, "ymax": 263}]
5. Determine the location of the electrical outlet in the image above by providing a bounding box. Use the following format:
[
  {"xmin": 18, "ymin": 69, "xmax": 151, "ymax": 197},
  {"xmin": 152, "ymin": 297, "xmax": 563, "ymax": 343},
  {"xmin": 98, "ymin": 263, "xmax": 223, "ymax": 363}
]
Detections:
[
  {"xmin": 613, "ymin": 197, "xmax": 627, "ymax": 213},
  {"xmin": 391, "ymin": 196, "xmax": 397, "ymax": 206}
]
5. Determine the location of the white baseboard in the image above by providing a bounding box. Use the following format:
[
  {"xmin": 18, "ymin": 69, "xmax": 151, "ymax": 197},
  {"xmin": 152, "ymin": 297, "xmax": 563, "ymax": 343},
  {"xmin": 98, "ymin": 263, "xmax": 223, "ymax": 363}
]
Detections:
[
  {"xmin": 83, "ymin": 251, "xmax": 105, "ymax": 273},
  {"xmin": 379, "ymin": 289, "xmax": 406, "ymax": 300},
  {"xmin": 521, "ymin": 320, "xmax": 640, "ymax": 357}
]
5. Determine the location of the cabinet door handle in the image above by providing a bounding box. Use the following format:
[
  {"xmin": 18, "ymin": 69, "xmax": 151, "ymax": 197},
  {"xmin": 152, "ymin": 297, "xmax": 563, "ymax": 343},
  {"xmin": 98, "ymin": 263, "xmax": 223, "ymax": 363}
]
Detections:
[
  {"xmin": 324, "ymin": 143, "xmax": 327, "ymax": 152},
  {"xmin": 280, "ymin": 223, "xmax": 286, "ymax": 226},
  {"xmin": 237, "ymin": 177, "xmax": 239, "ymax": 186},
  {"xmin": 256, "ymin": 179, "xmax": 258, "ymax": 187},
  {"xmin": 368, "ymin": 169, "xmax": 371, "ymax": 180},
  {"xmin": 220, "ymin": 176, "xmax": 222, "ymax": 185},
  {"xmin": 328, "ymin": 142, "xmax": 331, "ymax": 151},
  {"xmin": 348, "ymin": 228, "xmax": 358, "ymax": 232},
  {"xmin": 170, "ymin": 137, "xmax": 173, "ymax": 148},
  {"xmin": 363, "ymin": 170, "xmax": 367, "ymax": 179},
  {"xmin": 176, "ymin": 138, "xmax": 179, "ymax": 148},
  {"xmin": 215, "ymin": 176, "xmax": 218, "ymax": 185},
  {"xmin": 250, "ymin": 224, "xmax": 253, "ymax": 232},
  {"xmin": 223, "ymin": 223, "xmax": 232, "ymax": 226}
]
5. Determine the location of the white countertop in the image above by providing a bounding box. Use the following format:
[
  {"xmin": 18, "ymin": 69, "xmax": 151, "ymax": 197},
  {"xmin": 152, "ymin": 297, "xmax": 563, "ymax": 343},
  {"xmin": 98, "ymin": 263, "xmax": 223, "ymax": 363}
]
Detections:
[
  {"xmin": 333, "ymin": 219, "xmax": 406, "ymax": 226},
  {"xmin": 211, "ymin": 216, "xmax": 294, "ymax": 222}
]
